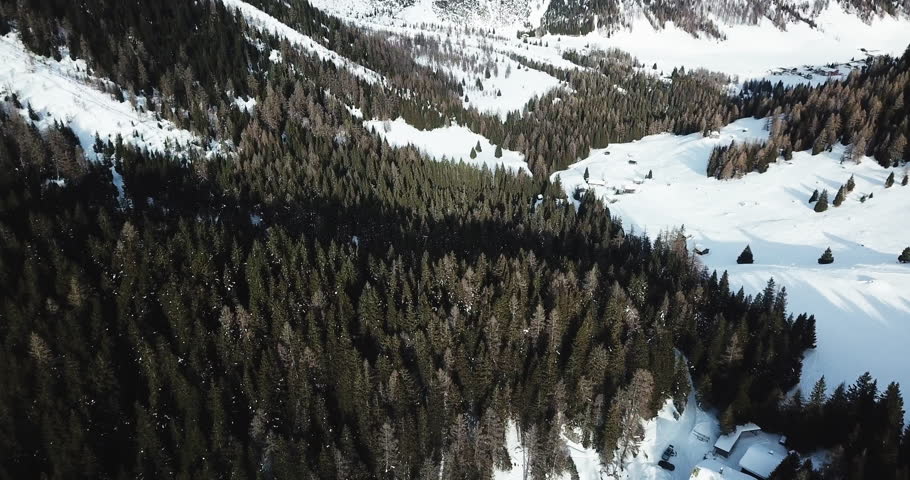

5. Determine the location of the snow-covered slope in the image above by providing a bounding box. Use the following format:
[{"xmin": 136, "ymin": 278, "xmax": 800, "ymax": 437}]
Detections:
[
  {"xmin": 310, "ymin": 0, "xmax": 553, "ymax": 34},
  {"xmin": 365, "ymin": 117, "xmax": 530, "ymax": 174},
  {"xmin": 219, "ymin": 0, "xmax": 385, "ymax": 85},
  {"xmin": 552, "ymin": 117, "xmax": 910, "ymax": 402},
  {"xmin": 317, "ymin": 0, "xmax": 910, "ymax": 86},
  {"xmin": 0, "ymin": 33, "xmax": 201, "ymax": 158},
  {"xmin": 411, "ymin": 40, "xmax": 565, "ymax": 119}
]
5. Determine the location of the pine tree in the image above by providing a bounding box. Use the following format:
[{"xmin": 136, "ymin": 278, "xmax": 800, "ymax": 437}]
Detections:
[
  {"xmin": 475, "ymin": 140, "xmax": 482, "ymax": 152},
  {"xmin": 814, "ymin": 190, "xmax": 829, "ymax": 212},
  {"xmin": 583, "ymin": 167, "xmax": 590, "ymax": 182},
  {"xmin": 885, "ymin": 172, "xmax": 895, "ymax": 188},
  {"xmin": 494, "ymin": 145, "xmax": 503, "ymax": 158},
  {"xmin": 818, "ymin": 247, "xmax": 834, "ymax": 265},
  {"xmin": 646, "ymin": 170, "xmax": 653, "ymax": 179},
  {"xmin": 833, "ymin": 185, "xmax": 846, "ymax": 207},
  {"xmin": 719, "ymin": 405, "xmax": 736, "ymax": 435},
  {"xmin": 899, "ymin": 247, "xmax": 910, "ymax": 264},
  {"xmin": 809, "ymin": 189, "xmax": 819, "ymax": 203},
  {"xmin": 808, "ymin": 376, "xmax": 827, "ymax": 411},
  {"xmin": 737, "ymin": 245, "xmax": 754, "ymax": 264},
  {"xmin": 469, "ymin": 147, "xmax": 477, "ymax": 159},
  {"xmin": 846, "ymin": 174, "xmax": 856, "ymax": 192},
  {"xmin": 889, "ymin": 133, "xmax": 907, "ymax": 165},
  {"xmin": 902, "ymin": 174, "xmax": 908, "ymax": 186}
]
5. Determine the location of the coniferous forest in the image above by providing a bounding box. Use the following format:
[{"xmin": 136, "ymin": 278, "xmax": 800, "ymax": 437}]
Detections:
[{"xmin": 0, "ymin": 0, "xmax": 909, "ymax": 479}]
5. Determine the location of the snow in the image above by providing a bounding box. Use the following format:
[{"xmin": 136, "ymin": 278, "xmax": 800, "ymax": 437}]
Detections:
[
  {"xmin": 364, "ymin": 117, "xmax": 530, "ymax": 174},
  {"xmin": 552, "ymin": 117, "xmax": 910, "ymax": 416},
  {"xmin": 543, "ymin": 3, "xmax": 910, "ymax": 85},
  {"xmin": 234, "ymin": 96, "xmax": 258, "ymax": 113},
  {"xmin": 218, "ymin": 0, "xmax": 385, "ymax": 84},
  {"xmin": 345, "ymin": 104, "xmax": 363, "ymax": 119},
  {"xmin": 494, "ymin": 421, "xmax": 531, "ymax": 480},
  {"xmin": 0, "ymin": 32, "xmax": 201, "ymax": 158},
  {"xmin": 494, "ymin": 422, "xmax": 601, "ymax": 480},
  {"xmin": 268, "ymin": 49, "xmax": 283, "ymax": 63},
  {"xmin": 562, "ymin": 430, "xmax": 608, "ymax": 479},
  {"xmin": 739, "ymin": 442, "xmax": 788, "ymax": 479}
]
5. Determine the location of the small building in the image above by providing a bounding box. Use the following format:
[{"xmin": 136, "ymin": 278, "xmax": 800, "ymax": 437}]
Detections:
[
  {"xmin": 738, "ymin": 443, "xmax": 789, "ymax": 479},
  {"xmin": 690, "ymin": 459, "xmax": 754, "ymax": 480},
  {"xmin": 713, "ymin": 423, "xmax": 761, "ymax": 457}
]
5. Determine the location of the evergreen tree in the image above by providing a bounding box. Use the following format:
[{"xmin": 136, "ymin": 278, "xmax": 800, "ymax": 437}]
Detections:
[
  {"xmin": 889, "ymin": 133, "xmax": 907, "ymax": 165},
  {"xmin": 885, "ymin": 172, "xmax": 895, "ymax": 188},
  {"xmin": 475, "ymin": 140, "xmax": 482, "ymax": 152},
  {"xmin": 494, "ymin": 145, "xmax": 503, "ymax": 158},
  {"xmin": 846, "ymin": 175, "xmax": 856, "ymax": 192},
  {"xmin": 470, "ymin": 147, "xmax": 477, "ymax": 159},
  {"xmin": 583, "ymin": 167, "xmax": 590, "ymax": 182},
  {"xmin": 814, "ymin": 190, "xmax": 829, "ymax": 212},
  {"xmin": 899, "ymin": 247, "xmax": 910, "ymax": 264},
  {"xmin": 818, "ymin": 247, "xmax": 834, "ymax": 265},
  {"xmin": 903, "ymin": 174, "xmax": 908, "ymax": 186},
  {"xmin": 808, "ymin": 376, "xmax": 828, "ymax": 411},
  {"xmin": 646, "ymin": 169, "xmax": 653, "ymax": 179},
  {"xmin": 737, "ymin": 245, "xmax": 754, "ymax": 264},
  {"xmin": 809, "ymin": 189, "xmax": 819, "ymax": 203},
  {"xmin": 833, "ymin": 185, "xmax": 846, "ymax": 207}
]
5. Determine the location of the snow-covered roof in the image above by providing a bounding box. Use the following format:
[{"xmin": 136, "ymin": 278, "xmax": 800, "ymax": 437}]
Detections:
[
  {"xmin": 738, "ymin": 442, "xmax": 788, "ymax": 479},
  {"xmin": 713, "ymin": 423, "xmax": 761, "ymax": 453},
  {"xmin": 690, "ymin": 459, "xmax": 754, "ymax": 480}
]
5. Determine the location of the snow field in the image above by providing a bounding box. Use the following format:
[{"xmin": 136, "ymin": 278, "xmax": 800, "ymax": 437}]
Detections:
[
  {"xmin": 364, "ymin": 117, "xmax": 530, "ymax": 174},
  {"xmin": 552, "ymin": 117, "xmax": 910, "ymax": 406}
]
